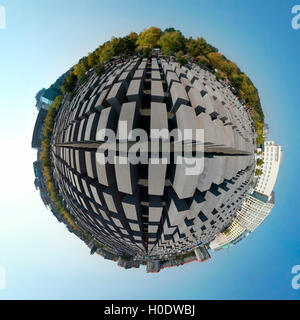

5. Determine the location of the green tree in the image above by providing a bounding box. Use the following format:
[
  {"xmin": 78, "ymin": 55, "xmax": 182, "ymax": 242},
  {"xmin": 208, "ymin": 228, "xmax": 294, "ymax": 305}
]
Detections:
[
  {"xmin": 158, "ymin": 31, "xmax": 185, "ymax": 55},
  {"xmin": 94, "ymin": 63, "xmax": 105, "ymax": 76},
  {"xmin": 256, "ymin": 158, "xmax": 264, "ymax": 166},
  {"xmin": 215, "ymin": 72, "xmax": 225, "ymax": 81},
  {"xmin": 176, "ymin": 51, "xmax": 188, "ymax": 66},
  {"xmin": 87, "ymin": 52, "xmax": 98, "ymax": 68},
  {"xmin": 138, "ymin": 47, "xmax": 151, "ymax": 58},
  {"xmin": 98, "ymin": 41, "xmax": 115, "ymax": 63},
  {"xmin": 207, "ymin": 52, "xmax": 224, "ymax": 70},
  {"xmin": 127, "ymin": 32, "xmax": 138, "ymax": 44},
  {"xmin": 61, "ymin": 72, "xmax": 77, "ymax": 94},
  {"xmin": 186, "ymin": 37, "xmax": 217, "ymax": 57},
  {"xmin": 197, "ymin": 54, "xmax": 210, "ymax": 66},
  {"xmin": 255, "ymin": 169, "xmax": 263, "ymax": 176},
  {"xmin": 136, "ymin": 26, "xmax": 162, "ymax": 50},
  {"xmin": 73, "ymin": 57, "xmax": 89, "ymax": 79},
  {"xmin": 230, "ymin": 74, "xmax": 244, "ymax": 91},
  {"xmin": 123, "ymin": 32, "xmax": 138, "ymax": 54},
  {"xmin": 222, "ymin": 60, "xmax": 238, "ymax": 76},
  {"xmin": 164, "ymin": 27, "xmax": 176, "ymax": 33}
]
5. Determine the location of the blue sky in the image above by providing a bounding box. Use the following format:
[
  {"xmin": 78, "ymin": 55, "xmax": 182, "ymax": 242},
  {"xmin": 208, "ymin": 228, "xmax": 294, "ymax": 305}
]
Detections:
[{"xmin": 0, "ymin": 0, "xmax": 299, "ymax": 299}]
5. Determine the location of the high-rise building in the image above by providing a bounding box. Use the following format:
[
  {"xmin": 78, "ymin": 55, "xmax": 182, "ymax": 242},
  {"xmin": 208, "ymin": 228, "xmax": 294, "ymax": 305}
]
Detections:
[
  {"xmin": 209, "ymin": 148, "xmax": 279, "ymax": 251},
  {"xmin": 255, "ymin": 141, "xmax": 282, "ymax": 197},
  {"xmin": 235, "ymin": 191, "xmax": 275, "ymax": 232},
  {"xmin": 31, "ymin": 109, "xmax": 48, "ymax": 150},
  {"xmin": 263, "ymin": 123, "xmax": 269, "ymax": 139},
  {"xmin": 34, "ymin": 70, "xmax": 70, "ymax": 111},
  {"xmin": 209, "ymin": 221, "xmax": 247, "ymax": 249}
]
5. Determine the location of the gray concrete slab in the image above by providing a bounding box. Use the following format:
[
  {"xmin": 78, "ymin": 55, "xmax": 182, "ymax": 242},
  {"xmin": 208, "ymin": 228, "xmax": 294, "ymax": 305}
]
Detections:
[
  {"xmin": 151, "ymin": 80, "xmax": 164, "ymax": 103},
  {"xmin": 170, "ymin": 82, "xmax": 190, "ymax": 113},
  {"xmin": 106, "ymin": 81, "xmax": 127, "ymax": 113},
  {"xmin": 126, "ymin": 79, "xmax": 143, "ymax": 107}
]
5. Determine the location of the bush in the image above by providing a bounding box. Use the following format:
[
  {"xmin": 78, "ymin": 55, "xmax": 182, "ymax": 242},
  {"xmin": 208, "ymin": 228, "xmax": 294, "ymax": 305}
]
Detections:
[
  {"xmin": 256, "ymin": 158, "xmax": 264, "ymax": 166},
  {"xmin": 255, "ymin": 169, "xmax": 263, "ymax": 176},
  {"xmin": 137, "ymin": 46, "xmax": 152, "ymax": 58},
  {"xmin": 61, "ymin": 72, "xmax": 77, "ymax": 93},
  {"xmin": 94, "ymin": 63, "xmax": 105, "ymax": 76},
  {"xmin": 176, "ymin": 51, "xmax": 188, "ymax": 66},
  {"xmin": 79, "ymin": 73, "xmax": 89, "ymax": 85},
  {"xmin": 215, "ymin": 72, "xmax": 224, "ymax": 81}
]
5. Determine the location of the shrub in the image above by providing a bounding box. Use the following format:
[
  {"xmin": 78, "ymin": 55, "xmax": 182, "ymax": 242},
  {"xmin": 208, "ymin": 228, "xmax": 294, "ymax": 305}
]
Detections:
[
  {"xmin": 255, "ymin": 169, "xmax": 263, "ymax": 176},
  {"xmin": 256, "ymin": 158, "xmax": 264, "ymax": 166},
  {"xmin": 176, "ymin": 51, "xmax": 188, "ymax": 66},
  {"xmin": 94, "ymin": 63, "xmax": 105, "ymax": 76}
]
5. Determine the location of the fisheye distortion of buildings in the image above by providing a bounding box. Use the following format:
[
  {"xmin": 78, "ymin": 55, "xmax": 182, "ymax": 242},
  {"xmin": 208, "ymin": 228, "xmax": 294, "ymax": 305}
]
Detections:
[{"xmin": 31, "ymin": 27, "xmax": 281, "ymax": 272}]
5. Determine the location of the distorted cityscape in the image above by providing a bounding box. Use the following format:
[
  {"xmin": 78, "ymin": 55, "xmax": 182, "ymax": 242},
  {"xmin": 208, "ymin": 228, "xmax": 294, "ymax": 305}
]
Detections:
[
  {"xmin": 31, "ymin": 28, "xmax": 282, "ymax": 273},
  {"xmin": 2, "ymin": 0, "xmax": 300, "ymax": 303}
]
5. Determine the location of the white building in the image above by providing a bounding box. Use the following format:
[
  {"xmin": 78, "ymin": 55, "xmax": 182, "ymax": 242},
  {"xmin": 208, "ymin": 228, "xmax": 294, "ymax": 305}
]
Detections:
[
  {"xmin": 209, "ymin": 221, "xmax": 246, "ymax": 250},
  {"xmin": 235, "ymin": 192, "xmax": 275, "ymax": 232},
  {"xmin": 209, "ymin": 141, "xmax": 282, "ymax": 250},
  {"xmin": 210, "ymin": 192, "xmax": 274, "ymax": 250},
  {"xmin": 255, "ymin": 141, "xmax": 282, "ymax": 197}
]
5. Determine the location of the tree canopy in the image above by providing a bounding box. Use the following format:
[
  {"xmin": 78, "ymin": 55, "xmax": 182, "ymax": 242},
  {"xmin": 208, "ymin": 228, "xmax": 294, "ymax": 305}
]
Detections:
[
  {"xmin": 256, "ymin": 158, "xmax": 264, "ymax": 166},
  {"xmin": 40, "ymin": 95, "xmax": 98, "ymax": 237},
  {"xmin": 136, "ymin": 26, "xmax": 162, "ymax": 50},
  {"xmin": 186, "ymin": 37, "xmax": 218, "ymax": 57},
  {"xmin": 255, "ymin": 169, "xmax": 264, "ymax": 176},
  {"xmin": 158, "ymin": 31, "xmax": 185, "ymax": 55},
  {"xmin": 60, "ymin": 26, "xmax": 264, "ymax": 143}
]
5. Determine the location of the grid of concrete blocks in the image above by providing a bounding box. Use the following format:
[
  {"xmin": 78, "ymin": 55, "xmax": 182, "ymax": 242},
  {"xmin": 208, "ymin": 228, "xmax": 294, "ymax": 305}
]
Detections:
[{"xmin": 51, "ymin": 56, "xmax": 256, "ymax": 258}]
